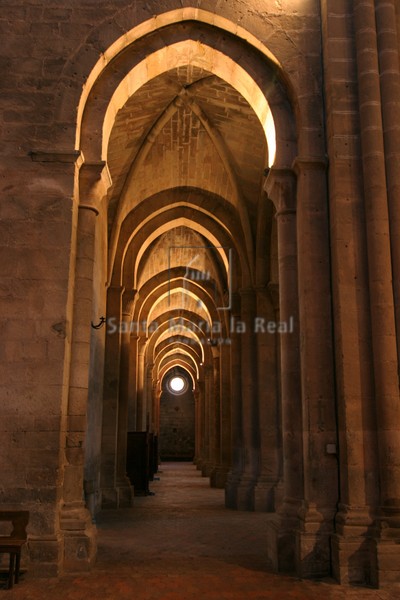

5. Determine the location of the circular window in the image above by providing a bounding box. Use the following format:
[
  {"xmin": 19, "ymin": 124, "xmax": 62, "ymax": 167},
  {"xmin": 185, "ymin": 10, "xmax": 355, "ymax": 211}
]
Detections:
[
  {"xmin": 167, "ymin": 373, "xmax": 189, "ymax": 395},
  {"xmin": 170, "ymin": 376, "xmax": 185, "ymax": 393}
]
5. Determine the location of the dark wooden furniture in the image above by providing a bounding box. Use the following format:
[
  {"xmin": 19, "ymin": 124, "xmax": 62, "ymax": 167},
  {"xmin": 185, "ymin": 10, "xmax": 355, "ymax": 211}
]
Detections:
[
  {"xmin": 126, "ymin": 432, "xmax": 151, "ymax": 495},
  {"xmin": 0, "ymin": 511, "xmax": 29, "ymax": 589}
]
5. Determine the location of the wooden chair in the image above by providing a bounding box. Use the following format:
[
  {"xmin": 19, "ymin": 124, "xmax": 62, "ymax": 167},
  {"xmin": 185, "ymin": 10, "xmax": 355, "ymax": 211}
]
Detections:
[{"xmin": 0, "ymin": 511, "xmax": 29, "ymax": 589}]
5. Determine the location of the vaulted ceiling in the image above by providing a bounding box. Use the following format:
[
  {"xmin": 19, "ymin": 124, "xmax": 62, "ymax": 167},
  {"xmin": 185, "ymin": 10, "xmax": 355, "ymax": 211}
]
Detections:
[{"xmin": 106, "ymin": 62, "xmax": 270, "ymax": 389}]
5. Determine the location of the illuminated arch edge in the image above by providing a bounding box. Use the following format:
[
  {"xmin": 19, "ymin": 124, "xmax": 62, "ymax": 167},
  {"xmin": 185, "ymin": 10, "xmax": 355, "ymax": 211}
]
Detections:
[
  {"xmin": 76, "ymin": 7, "xmax": 281, "ymax": 146},
  {"xmin": 160, "ymin": 364, "xmax": 196, "ymax": 391},
  {"xmin": 102, "ymin": 40, "xmax": 276, "ymax": 168}
]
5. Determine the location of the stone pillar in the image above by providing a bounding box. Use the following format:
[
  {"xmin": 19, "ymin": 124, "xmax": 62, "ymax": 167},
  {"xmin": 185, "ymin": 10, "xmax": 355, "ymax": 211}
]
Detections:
[
  {"xmin": 236, "ymin": 287, "xmax": 259, "ymax": 510},
  {"xmin": 215, "ymin": 343, "xmax": 231, "ymax": 488},
  {"xmin": 210, "ymin": 345, "xmax": 222, "ymax": 488},
  {"xmin": 254, "ymin": 285, "xmax": 280, "ymax": 512},
  {"xmin": 127, "ymin": 335, "xmax": 139, "ymax": 431},
  {"xmin": 193, "ymin": 386, "xmax": 201, "ymax": 466},
  {"xmin": 375, "ymin": 0, "xmax": 400, "ymax": 368},
  {"xmin": 320, "ymin": 0, "xmax": 380, "ymax": 585},
  {"xmin": 264, "ymin": 169, "xmax": 303, "ymax": 571},
  {"xmin": 115, "ymin": 290, "xmax": 135, "ymax": 506},
  {"xmin": 354, "ymin": 0, "xmax": 400, "ymax": 585},
  {"xmin": 59, "ymin": 158, "xmax": 111, "ymax": 572},
  {"xmin": 225, "ymin": 294, "xmax": 243, "ymax": 508},
  {"xmin": 146, "ymin": 362, "xmax": 154, "ymax": 431},
  {"xmin": 294, "ymin": 157, "xmax": 338, "ymax": 577},
  {"xmin": 201, "ymin": 365, "xmax": 213, "ymax": 477},
  {"xmin": 195, "ymin": 378, "xmax": 206, "ymax": 470},
  {"xmin": 151, "ymin": 371, "xmax": 160, "ymax": 436},
  {"xmin": 100, "ymin": 285, "xmax": 123, "ymax": 508},
  {"xmin": 59, "ymin": 202, "xmax": 98, "ymax": 571},
  {"xmin": 136, "ymin": 336, "xmax": 147, "ymax": 431}
]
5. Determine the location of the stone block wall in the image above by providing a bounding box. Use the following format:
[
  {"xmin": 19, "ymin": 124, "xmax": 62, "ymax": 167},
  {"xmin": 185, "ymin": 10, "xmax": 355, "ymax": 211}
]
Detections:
[{"xmin": 159, "ymin": 388, "xmax": 195, "ymax": 460}]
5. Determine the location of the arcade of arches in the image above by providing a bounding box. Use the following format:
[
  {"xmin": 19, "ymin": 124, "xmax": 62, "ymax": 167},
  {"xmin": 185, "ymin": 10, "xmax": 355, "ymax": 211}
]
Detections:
[{"xmin": 2, "ymin": 0, "xmax": 400, "ymax": 590}]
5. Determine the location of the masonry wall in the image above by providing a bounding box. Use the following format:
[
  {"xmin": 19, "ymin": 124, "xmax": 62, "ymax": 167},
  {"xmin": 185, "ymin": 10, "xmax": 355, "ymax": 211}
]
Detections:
[
  {"xmin": 0, "ymin": 0, "xmax": 336, "ymax": 577},
  {"xmin": 3, "ymin": 0, "xmax": 399, "ymax": 586},
  {"xmin": 159, "ymin": 388, "xmax": 195, "ymax": 460}
]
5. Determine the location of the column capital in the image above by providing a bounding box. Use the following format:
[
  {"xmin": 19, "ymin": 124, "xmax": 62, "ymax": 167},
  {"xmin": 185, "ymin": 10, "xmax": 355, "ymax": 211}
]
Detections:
[
  {"xmin": 79, "ymin": 160, "xmax": 112, "ymax": 213},
  {"xmin": 29, "ymin": 149, "xmax": 81, "ymax": 163},
  {"xmin": 264, "ymin": 167, "xmax": 296, "ymax": 214},
  {"xmin": 292, "ymin": 155, "xmax": 328, "ymax": 174},
  {"xmin": 78, "ymin": 202, "xmax": 99, "ymax": 216},
  {"xmin": 122, "ymin": 289, "xmax": 137, "ymax": 318},
  {"xmin": 107, "ymin": 284, "xmax": 125, "ymax": 296}
]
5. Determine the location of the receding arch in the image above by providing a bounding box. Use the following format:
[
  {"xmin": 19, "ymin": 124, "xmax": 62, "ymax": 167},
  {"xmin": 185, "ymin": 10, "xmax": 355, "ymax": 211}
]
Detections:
[
  {"xmin": 133, "ymin": 271, "xmax": 222, "ymax": 325},
  {"xmin": 102, "ymin": 40, "xmax": 276, "ymax": 167},
  {"xmin": 76, "ymin": 17, "xmax": 299, "ymax": 172},
  {"xmin": 147, "ymin": 288, "xmax": 212, "ymax": 328},
  {"xmin": 159, "ymin": 362, "xmax": 196, "ymax": 392},
  {"xmin": 76, "ymin": 7, "xmax": 284, "ymax": 150},
  {"xmin": 110, "ymin": 189, "xmax": 249, "ymax": 288}
]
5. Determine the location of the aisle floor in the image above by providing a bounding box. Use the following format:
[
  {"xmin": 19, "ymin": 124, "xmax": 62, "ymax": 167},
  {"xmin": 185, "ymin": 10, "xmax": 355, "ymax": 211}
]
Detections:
[{"xmin": 2, "ymin": 463, "xmax": 399, "ymax": 599}]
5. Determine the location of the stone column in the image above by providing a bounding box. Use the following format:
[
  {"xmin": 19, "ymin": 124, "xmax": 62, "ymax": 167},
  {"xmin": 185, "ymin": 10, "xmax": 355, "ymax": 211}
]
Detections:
[
  {"xmin": 59, "ymin": 159, "xmax": 110, "ymax": 572},
  {"xmin": 354, "ymin": 0, "xmax": 400, "ymax": 585},
  {"xmin": 100, "ymin": 285, "xmax": 123, "ymax": 508},
  {"xmin": 146, "ymin": 362, "xmax": 154, "ymax": 431},
  {"xmin": 320, "ymin": 0, "xmax": 378, "ymax": 585},
  {"xmin": 195, "ymin": 377, "xmax": 206, "ymax": 470},
  {"xmin": 375, "ymin": 0, "xmax": 400, "ymax": 368},
  {"xmin": 60, "ymin": 203, "xmax": 98, "ymax": 571},
  {"xmin": 210, "ymin": 345, "xmax": 222, "ymax": 488},
  {"xmin": 294, "ymin": 157, "xmax": 338, "ymax": 577},
  {"xmin": 225, "ymin": 293, "xmax": 243, "ymax": 508},
  {"xmin": 201, "ymin": 365, "xmax": 213, "ymax": 477},
  {"xmin": 254, "ymin": 285, "xmax": 280, "ymax": 512},
  {"xmin": 264, "ymin": 169, "xmax": 303, "ymax": 571},
  {"xmin": 193, "ymin": 386, "xmax": 201, "ymax": 466},
  {"xmin": 136, "ymin": 336, "xmax": 147, "ymax": 431},
  {"xmin": 152, "ymin": 372, "xmax": 160, "ymax": 436},
  {"xmin": 115, "ymin": 290, "xmax": 135, "ymax": 507},
  {"xmin": 236, "ymin": 288, "xmax": 259, "ymax": 510},
  {"xmin": 215, "ymin": 343, "xmax": 231, "ymax": 488},
  {"xmin": 127, "ymin": 334, "xmax": 139, "ymax": 431}
]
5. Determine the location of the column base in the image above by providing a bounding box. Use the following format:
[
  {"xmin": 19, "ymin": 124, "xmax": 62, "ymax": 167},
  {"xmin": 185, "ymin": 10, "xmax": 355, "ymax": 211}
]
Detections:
[
  {"xmin": 194, "ymin": 457, "xmax": 206, "ymax": 472},
  {"xmin": 373, "ymin": 533, "xmax": 400, "ymax": 586},
  {"xmin": 210, "ymin": 466, "xmax": 229, "ymax": 489},
  {"xmin": 331, "ymin": 533, "xmax": 375, "ymax": 586},
  {"xmin": 59, "ymin": 505, "xmax": 96, "ymax": 572},
  {"xmin": 254, "ymin": 477, "xmax": 281, "ymax": 512},
  {"xmin": 266, "ymin": 499, "xmax": 322, "ymax": 575},
  {"xmin": 101, "ymin": 483, "xmax": 134, "ymax": 509},
  {"xmin": 116, "ymin": 477, "xmax": 135, "ymax": 507},
  {"xmin": 331, "ymin": 504, "xmax": 377, "ymax": 586},
  {"xmin": 374, "ymin": 540, "xmax": 400, "ymax": 585},
  {"xmin": 265, "ymin": 512, "xmax": 297, "ymax": 573},
  {"xmin": 193, "ymin": 456, "xmax": 201, "ymax": 469},
  {"xmin": 201, "ymin": 462, "xmax": 214, "ymax": 478},
  {"xmin": 296, "ymin": 503, "xmax": 334, "ymax": 578},
  {"xmin": 225, "ymin": 472, "xmax": 240, "ymax": 509},
  {"xmin": 236, "ymin": 475, "xmax": 257, "ymax": 511},
  {"xmin": 296, "ymin": 528, "xmax": 332, "ymax": 578},
  {"xmin": 101, "ymin": 487, "xmax": 119, "ymax": 509}
]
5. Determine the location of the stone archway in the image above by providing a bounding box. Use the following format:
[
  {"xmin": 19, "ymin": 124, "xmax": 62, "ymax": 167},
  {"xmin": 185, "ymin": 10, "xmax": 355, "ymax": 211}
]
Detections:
[{"xmin": 62, "ymin": 5, "xmax": 337, "ymax": 582}]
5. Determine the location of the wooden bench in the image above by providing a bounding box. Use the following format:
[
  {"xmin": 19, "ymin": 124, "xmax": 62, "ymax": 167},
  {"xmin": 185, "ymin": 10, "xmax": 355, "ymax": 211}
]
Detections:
[{"xmin": 0, "ymin": 511, "xmax": 29, "ymax": 589}]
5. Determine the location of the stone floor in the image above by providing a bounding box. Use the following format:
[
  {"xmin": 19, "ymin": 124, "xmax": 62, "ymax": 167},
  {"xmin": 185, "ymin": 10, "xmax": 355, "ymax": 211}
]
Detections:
[{"xmin": 1, "ymin": 462, "xmax": 399, "ymax": 598}]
